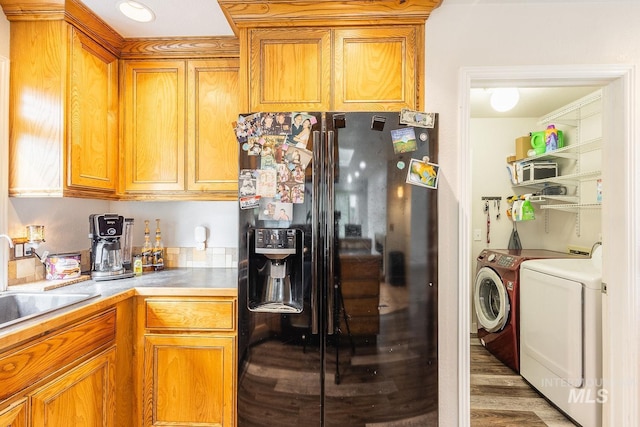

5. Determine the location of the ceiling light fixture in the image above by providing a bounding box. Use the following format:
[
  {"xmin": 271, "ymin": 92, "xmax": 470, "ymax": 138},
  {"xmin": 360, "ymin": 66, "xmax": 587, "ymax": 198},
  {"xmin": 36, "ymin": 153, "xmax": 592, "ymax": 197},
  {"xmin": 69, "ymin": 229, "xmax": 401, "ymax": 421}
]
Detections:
[
  {"xmin": 117, "ymin": 1, "xmax": 155, "ymax": 23},
  {"xmin": 490, "ymin": 88, "xmax": 520, "ymax": 112}
]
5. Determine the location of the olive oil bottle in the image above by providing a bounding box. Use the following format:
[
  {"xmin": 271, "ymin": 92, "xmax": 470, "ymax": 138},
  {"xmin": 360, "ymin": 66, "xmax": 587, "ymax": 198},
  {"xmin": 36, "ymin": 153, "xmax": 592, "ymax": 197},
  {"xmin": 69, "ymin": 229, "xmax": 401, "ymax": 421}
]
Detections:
[{"xmin": 153, "ymin": 219, "xmax": 164, "ymax": 270}]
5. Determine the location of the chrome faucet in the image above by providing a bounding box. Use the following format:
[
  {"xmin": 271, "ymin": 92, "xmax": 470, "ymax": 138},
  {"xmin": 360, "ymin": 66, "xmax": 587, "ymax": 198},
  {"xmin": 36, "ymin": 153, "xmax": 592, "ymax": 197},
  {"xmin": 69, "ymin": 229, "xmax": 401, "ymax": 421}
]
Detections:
[
  {"xmin": 1, "ymin": 234, "xmax": 14, "ymax": 293},
  {"xmin": 0, "ymin": 234, "xmax": 13, "ymax": 248}
]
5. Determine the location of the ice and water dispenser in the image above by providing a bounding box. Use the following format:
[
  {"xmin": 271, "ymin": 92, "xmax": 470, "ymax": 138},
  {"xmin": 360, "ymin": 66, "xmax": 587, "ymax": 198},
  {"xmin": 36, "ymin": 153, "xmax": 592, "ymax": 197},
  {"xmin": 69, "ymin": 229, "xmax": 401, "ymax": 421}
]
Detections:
[{"xmin": 247, "ymin": 228, "xmax": 304, "ymax": 313}]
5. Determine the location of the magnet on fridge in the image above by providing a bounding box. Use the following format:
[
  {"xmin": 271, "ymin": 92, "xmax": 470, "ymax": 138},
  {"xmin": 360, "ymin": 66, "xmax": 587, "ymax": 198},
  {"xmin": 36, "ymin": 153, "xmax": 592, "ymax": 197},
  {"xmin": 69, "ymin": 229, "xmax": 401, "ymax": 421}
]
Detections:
[
  {"xmin": 371, "ymin": 115, "xmax": 386, "ymax": 131},
  {"xmin": 419, "ymin": 132, "xmax": 428, "ymax": 142},
  {"xmin": 333, "ymin": 113, "xmax": 346, "ymax": 129}
]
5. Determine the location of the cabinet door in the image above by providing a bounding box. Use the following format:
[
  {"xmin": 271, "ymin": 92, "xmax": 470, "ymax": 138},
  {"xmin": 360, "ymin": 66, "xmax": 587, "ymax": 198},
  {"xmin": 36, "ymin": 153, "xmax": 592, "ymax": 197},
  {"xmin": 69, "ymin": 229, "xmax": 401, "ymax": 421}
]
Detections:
[
  {"xmin": 68, "ymin": 27, "xmax": 118, "ymax": 194},
  {"xmin": 143, "ymin": 335, "xmax": 235, "ymax": 426},
  {"xmin": 0, "ymin": 399, "xmax": 27, "ymax": 427},
  {"xmin": 333, "ymin": 27, "xmax": 419, "ymax": 111},
  {"xmin": 187, "ymin": 59, "xmax": 239, "ymax": 196},
  {"xmin": 248, "ymin": 28, "xmax": 331, "ymax": 111},
  {"xmin": 8, "ymin": 20, "xmax": 65, "ymax": 196},
  {"xmin": 122, "ymin": 60, "xmax": 186, "ymax": 193},
  {"xmin": 30, "ymin": 348, "xmax": 116, "ymax": 426}
]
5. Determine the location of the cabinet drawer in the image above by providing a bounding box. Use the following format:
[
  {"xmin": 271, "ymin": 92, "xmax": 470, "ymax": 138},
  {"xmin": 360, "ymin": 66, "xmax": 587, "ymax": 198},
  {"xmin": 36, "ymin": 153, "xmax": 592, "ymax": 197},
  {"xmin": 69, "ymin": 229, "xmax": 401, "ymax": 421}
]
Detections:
[
  {"xmin": 0, "ymin": 310, "xmax": 116, "ymax": 401},
  {"xmin": 145, "ymin": 299, "xmax": 236, "ymax": 331}
]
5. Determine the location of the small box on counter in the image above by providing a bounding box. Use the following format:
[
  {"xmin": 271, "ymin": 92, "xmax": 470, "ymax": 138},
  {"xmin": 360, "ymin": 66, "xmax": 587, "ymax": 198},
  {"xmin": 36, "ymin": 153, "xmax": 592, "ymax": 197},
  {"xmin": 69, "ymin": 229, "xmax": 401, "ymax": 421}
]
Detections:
[
  {"xmin": 521, "ymin": 162, "xmax": 558, "ymax": 182},
  {"xmin": 45, "ymin": 253, "xmax": 81, "ymax": 280},
  {"xmin": 515, "ymin": 136, "xmax": 531, "ymax": 160}
]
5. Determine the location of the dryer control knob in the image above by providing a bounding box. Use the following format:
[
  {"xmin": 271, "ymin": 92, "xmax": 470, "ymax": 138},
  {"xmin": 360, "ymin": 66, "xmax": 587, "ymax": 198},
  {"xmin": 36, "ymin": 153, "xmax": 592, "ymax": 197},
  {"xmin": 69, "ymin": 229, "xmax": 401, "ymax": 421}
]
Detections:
[{"xmin": 487, "ymin": 253, "xmax": 496, "ymax": 262}]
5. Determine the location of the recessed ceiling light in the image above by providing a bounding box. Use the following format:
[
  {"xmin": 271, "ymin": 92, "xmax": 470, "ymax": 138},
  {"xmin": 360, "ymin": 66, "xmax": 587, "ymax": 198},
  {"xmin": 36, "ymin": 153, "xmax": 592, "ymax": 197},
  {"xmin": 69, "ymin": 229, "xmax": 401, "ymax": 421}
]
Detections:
[
  {"xmin": 117, "ymin": 1, "xmax": 155, "ymax": 23},
  {"xmin": 490, "ymin": 88, "xmax": 520, "ymax": 112}
]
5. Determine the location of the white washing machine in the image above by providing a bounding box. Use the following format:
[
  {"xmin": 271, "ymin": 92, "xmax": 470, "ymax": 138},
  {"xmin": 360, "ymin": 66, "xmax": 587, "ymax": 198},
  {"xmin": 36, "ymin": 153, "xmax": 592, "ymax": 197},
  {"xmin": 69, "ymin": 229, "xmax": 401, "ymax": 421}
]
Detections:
[{"xmin": 519, "ymin": 245, "xmax": 603, "ymax": 427}]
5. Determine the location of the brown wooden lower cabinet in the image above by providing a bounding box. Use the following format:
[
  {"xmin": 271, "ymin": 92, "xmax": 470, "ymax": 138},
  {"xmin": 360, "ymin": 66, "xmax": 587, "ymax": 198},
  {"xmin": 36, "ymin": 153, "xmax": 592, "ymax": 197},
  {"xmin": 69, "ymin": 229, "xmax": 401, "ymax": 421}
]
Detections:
[
  {"xmin": 0, "ymin": 293, "xmax": 237, "ymax": 427},
  {"xmin": 142, "ymin": 335, "xmax": 235, "ymax": 426},
  {"xmin": 0, "ymin": 398, "xmax": 27, "ymax": 427},
  {"xmin": 30, "ymin": 348, "xmax": 116, "ymax": 426},
  {"xmin": 0, "ymin": 309, "xmax": 117, "ymax": 427},
  {"xmin": 138, "ymin": 296, "xmax": 237, "ymax": 427}
]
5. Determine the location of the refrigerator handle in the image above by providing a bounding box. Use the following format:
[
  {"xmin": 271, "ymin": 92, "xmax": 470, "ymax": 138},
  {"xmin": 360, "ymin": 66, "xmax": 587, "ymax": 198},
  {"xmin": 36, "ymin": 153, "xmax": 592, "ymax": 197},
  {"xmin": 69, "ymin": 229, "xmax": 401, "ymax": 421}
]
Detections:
[
  {"xmin": 311, "ymin": 130, "xmax": 321, "ymax": 335},
  {"xmin": 326, "ymin": 130, "xmax": 335, "ymax": 336}
]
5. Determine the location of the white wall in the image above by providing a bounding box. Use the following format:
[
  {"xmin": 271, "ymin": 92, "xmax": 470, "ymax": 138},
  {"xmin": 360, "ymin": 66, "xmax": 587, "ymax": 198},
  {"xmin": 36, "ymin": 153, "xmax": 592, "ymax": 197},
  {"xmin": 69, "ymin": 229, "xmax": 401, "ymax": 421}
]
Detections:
[
  {"xmin": 8, "ymin": 199, "xmax": 238, "ymax": 253},
  {"xmin": 425, "ymin": 1, "xmax": 640, "ymax": 425},
  {"xmin": 470, "ymin": 118, "xmax": 540, "ymax": 254},
  {"xmin": 110, "ymin": 201, "xmax": 238, "ymax": 248}
]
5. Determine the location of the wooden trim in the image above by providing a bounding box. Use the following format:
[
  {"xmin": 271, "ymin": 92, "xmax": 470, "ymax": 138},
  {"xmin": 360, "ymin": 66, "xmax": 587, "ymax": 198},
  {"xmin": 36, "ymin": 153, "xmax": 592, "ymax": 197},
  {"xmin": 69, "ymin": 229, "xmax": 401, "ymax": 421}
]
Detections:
[
  {"xmin": 219, "ymin": 0, "xmax": 443, "ymax": 31},
  {"xmin": 120, "ymin": 37, "xmax": 240, "ymax": 59},
  {"xmin": 0, "ymin": 0, "xmax": 124, "ymax": 56},
  {"xmin": 64, "ymin": 0, "xmax": 124, "ymax": 55}
]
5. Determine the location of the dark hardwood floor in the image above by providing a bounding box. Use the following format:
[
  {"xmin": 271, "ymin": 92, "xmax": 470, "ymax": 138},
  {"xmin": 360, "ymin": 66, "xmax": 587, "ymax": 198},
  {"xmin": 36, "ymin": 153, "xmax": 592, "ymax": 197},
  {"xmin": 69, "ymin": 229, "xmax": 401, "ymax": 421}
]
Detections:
[{"xmin": 470, "ymin": 336, "xmax": 576, "ymax": 426}]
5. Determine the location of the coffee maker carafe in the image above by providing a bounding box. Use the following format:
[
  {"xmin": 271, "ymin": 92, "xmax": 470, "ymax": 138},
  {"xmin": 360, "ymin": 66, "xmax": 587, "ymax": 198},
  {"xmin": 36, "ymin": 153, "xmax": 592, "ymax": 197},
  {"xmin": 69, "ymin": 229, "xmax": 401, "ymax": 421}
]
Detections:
[{"xmin": 89, "ymin": 214, "xmax": 134, "ymax": 281}]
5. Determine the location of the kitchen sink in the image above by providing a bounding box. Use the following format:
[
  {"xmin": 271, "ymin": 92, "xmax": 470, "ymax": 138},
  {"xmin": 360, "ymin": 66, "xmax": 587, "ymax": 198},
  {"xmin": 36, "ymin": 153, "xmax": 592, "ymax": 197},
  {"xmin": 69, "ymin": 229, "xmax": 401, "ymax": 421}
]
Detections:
[{"xmin": 0, "ymin": 292, "xmax": 99, "ymax": 329}]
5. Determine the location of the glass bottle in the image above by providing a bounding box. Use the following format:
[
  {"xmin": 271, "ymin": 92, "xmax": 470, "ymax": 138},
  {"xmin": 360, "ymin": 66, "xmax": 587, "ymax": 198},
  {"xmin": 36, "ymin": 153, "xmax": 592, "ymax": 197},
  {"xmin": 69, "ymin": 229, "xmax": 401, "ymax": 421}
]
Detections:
[
  {"xmin": 153, "ymin": 219, "xmax": 164, "ymax": 270},
  {"xmin": 142, "ymin": 220, "xmax": 153, "ymax": 271}
]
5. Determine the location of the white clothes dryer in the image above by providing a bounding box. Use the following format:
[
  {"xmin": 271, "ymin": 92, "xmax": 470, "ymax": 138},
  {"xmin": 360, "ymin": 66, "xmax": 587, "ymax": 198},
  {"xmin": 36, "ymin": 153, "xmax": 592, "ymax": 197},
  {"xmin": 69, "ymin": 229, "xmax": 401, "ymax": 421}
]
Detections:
[{"xmin": 519, "ymin": 246, "xmax": 603, "ymax": 427}]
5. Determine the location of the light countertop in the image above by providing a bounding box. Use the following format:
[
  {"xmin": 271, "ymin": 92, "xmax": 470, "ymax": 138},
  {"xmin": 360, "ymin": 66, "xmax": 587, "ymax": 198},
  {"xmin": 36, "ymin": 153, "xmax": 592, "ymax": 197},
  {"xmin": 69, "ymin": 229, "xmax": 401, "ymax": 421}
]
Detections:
[{"xmin": 1, "ymin": 268, "xmax": 238, "ymax": 342}]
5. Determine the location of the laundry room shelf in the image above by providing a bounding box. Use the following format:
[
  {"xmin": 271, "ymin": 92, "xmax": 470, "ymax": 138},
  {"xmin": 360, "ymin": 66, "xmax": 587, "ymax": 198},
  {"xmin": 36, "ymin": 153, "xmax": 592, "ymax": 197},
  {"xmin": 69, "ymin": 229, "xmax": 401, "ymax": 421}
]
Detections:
[
  {"xmin": 513, "ymin": 169, "xmax": 601, "ymax": 189},
  {"xmin": 538, "ymin": 90, "xmax": 602, "ymax": 126},
  {"xmin": 539, "ymin": 202, "xmax": 602, "ymax": 212},
  {"xmin": 508, "ymin": 89, "xmax": 602, "ymax": 238},
  {"xmin": 529, "ymin": 195, "xmax": 579, "ymax": 204},
  {"xmin": 516, "ymin": 137, "xmax": 602, "ymax": 163}
]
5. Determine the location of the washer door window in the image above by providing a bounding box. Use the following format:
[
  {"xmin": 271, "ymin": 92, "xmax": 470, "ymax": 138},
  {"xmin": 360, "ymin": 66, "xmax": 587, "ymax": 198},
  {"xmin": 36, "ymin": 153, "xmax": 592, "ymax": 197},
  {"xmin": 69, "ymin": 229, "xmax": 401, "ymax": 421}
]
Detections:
[{"xmin": 474, "ymin": 267, "xmax": 510, "ymax": 332}]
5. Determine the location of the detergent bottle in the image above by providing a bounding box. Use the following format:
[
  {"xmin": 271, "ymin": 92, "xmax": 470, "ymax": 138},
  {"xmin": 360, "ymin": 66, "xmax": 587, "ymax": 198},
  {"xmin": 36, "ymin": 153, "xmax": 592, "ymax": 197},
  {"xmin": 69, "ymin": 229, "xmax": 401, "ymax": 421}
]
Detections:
[{"xmin": 545, "ymin": 124, "xmax": 559, "ymax": 152}]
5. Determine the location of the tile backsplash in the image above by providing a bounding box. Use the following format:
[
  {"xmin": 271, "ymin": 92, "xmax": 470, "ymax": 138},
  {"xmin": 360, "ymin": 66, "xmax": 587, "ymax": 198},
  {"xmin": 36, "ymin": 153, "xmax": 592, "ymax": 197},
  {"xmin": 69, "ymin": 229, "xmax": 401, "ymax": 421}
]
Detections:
[{"xmin": 7, "ymin": 247, "xmax": 237, "ymax": 286}]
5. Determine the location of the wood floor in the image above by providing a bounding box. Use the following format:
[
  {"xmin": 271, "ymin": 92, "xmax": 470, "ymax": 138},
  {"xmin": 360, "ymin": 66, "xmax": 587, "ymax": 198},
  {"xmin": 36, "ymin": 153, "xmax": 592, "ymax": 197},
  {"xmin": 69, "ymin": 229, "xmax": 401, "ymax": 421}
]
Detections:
[{"xmin": 470, "ymin": 336, "xmax": 577, "ymax": 426}]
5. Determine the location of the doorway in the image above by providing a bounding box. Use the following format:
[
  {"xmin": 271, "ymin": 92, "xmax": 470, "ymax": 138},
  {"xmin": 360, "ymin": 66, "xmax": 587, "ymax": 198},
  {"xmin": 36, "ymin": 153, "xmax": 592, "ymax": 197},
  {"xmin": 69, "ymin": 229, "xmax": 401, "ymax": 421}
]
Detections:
[{"xmin": 458, "ymin": 65, "xmax": 637, "ymax": 426}]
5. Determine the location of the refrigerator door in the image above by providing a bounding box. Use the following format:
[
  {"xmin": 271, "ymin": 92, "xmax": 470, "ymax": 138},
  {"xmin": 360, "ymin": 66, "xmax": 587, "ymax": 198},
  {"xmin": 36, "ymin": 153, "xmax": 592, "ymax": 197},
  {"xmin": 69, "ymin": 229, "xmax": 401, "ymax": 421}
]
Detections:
[
  {"xmin": 237, "ymin": 112, "xmax": 438, "ymax": 426},
  {"xmin": 323, "ymin": 112, "xmax": 438, "ymax": 426},
  {"xmin": 237, "ymin": 112, "xmax": 325, "ymax": 426}
]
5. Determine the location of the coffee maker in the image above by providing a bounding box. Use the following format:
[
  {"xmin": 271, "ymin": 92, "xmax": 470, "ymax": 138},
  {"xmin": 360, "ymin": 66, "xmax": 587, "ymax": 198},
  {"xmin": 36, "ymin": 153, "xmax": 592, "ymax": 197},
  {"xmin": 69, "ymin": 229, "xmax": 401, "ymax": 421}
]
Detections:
[{"xmin": 89, "ymin": 214, "xmax": 134, "ymax": 281}]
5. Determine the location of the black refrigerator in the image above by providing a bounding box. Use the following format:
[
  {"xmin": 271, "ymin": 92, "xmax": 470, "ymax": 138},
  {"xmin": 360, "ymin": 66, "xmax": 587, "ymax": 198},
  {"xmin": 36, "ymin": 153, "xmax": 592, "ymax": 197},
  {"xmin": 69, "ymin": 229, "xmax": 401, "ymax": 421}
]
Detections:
[{"xmin": 236, "ymin": 111, "xmax": 438, "ymax": 426}]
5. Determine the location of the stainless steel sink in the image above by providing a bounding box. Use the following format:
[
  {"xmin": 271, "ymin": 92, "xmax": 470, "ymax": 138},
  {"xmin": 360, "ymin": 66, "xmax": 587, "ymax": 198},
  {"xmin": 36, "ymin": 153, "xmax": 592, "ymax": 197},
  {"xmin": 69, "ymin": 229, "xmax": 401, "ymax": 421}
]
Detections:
[{"xmin": 0, "ymin": 292, "xmax": 99, "ymax": 329}]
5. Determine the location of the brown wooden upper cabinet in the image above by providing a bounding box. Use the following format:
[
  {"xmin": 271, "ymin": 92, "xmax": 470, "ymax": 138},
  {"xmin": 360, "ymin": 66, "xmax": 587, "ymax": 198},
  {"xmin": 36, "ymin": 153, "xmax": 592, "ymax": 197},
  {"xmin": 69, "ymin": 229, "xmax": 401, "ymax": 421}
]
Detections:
[
  {"xmin": 8, "ymin": 21, "xmax": 118, "ymax": 198},
  {"xmin": 220, "ymin": 0, "xmax": 443, "ymax": 112},
  {"xmin": 120, "ymin": 58, "xmax": 240, "ymax": 200},
  {"xmin": 248, "ymin": 26, "xmax": 420, "ymax": 112}
]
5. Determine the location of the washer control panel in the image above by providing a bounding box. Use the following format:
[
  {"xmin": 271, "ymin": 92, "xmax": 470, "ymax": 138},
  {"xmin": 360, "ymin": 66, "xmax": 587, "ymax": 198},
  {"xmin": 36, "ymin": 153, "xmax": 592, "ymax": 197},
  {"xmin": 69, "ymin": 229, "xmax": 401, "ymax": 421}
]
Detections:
[
  {"xmin": 480, "ymin": 251, "xmax": 517, "ymax": 268},
  {"xmin": 494, "ymin": 255, "xmax": 515, "ymax": 268}
]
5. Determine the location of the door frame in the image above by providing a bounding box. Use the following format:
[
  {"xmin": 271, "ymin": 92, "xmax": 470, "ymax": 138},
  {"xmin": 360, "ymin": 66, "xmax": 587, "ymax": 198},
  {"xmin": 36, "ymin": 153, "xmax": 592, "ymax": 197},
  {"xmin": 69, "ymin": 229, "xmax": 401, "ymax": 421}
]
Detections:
[{"xmin": 457, "ymin": 64, "xmax": 636, "ymax": 426}]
